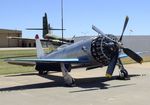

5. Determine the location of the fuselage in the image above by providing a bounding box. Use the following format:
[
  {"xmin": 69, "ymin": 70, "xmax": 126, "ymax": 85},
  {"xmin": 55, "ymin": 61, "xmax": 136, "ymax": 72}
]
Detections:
[
  {"xmin": 44, "ymin": 37, "xmax": 95, "ymax": 63},
  {"xmin": 34, "ymin": 34, "xmax": 119, "ymax": 73},
  {"xmin": 43, "ymin": 34, "xmax": 118, "ymax": 67}
]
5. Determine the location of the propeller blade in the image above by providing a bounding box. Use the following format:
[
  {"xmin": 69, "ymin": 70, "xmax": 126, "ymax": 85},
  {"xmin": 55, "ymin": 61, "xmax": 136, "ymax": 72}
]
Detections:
[
  {"xmin": 119, "ymin": 16, "xmax": 129, "ymax": 42},
  {"xmin": 92, "ymin": 25, "xmax": 116, "ymax": 43},
  {"xmin": 123, "ymin": 48, "xmax": 143, "ymax": 64},
  {"xmin": 92, "ymin": 25, "xmax": 106, "ymax": 35},
  {"xmin": 106, "ymin": 52, "xmax": 119, "ymax": 78}
]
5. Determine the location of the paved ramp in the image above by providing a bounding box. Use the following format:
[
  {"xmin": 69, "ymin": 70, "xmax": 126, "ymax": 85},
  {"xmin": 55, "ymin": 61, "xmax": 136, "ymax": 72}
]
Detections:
[{"xmin": 0, "ymin": 62, "xmax": 150, "ymax": 105}]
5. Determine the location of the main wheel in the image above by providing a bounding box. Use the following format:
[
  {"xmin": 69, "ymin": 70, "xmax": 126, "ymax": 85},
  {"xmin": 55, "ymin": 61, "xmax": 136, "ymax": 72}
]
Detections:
[
  {"xmin": 119, "ymin": 69, "xmax": 129, "ymax": 80},
  {"xmin": 65, "ymin": 78, "xmax": 76, "ymax": 87}
]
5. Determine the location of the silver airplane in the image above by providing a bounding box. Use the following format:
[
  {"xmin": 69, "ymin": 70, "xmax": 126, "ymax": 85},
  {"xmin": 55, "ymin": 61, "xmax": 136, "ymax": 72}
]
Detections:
[
  {"xmin": 27, "ymin": 13, "xmax": 74, "ymax": 43},
  {"xmin": 6, "ymin": 16, "xmax": 143, "ymax": 86},
  {"xmin": 8, "ymin": 13, "xmax": 73, "ymax": 46}
]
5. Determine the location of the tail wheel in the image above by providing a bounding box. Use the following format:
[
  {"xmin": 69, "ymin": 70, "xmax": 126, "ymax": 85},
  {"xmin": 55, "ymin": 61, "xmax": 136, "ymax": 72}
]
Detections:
[{"xmin": 38, "ymin": 71, "xmax": 48, "ymax": 75}]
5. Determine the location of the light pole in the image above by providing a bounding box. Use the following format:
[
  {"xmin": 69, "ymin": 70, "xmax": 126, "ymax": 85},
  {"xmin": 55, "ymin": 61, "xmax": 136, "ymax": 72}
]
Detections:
[{"xmin": 61, "ymin": 0, "xmax": 64, "ymax": 44}]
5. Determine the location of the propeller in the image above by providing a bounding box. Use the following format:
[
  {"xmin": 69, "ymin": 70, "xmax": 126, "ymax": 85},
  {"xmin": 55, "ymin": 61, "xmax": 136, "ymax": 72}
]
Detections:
[
  {"xmin": 92, "ymin": 16, "xmax": 143, "ymax": 77},
  {"xmin": 118, "ymin": 16, "xmax": 143, "ymax": 64}
]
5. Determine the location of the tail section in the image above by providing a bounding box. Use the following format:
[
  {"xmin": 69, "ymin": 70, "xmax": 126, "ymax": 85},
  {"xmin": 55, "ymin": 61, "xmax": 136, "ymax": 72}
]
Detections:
[
  {"xmin": 43, "ymin": 13, "xmax": 65, "ymax": 39},
  {"xmin": 43, "ymin": 13, "xmax": 50, "ymax": 38},
  {"xmin": 35, "ymin": 34, "xmax": 45, "ymax": 58},
  {"xmin": 27, "ymin": 12, "xmax": 64, "ymax": 39}
]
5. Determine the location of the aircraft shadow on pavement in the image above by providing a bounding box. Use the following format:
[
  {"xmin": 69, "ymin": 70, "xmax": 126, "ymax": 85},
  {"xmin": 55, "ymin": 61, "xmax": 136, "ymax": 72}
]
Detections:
[{"xmin": 0, "ymin": 73, "xmax": 140, "ymax": 92}]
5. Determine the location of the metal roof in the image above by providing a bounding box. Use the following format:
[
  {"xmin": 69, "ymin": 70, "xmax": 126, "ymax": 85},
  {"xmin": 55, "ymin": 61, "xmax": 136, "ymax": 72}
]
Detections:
[{"xmin": 0, "ymin": 29, "xmax": 22, "ymax": 34}]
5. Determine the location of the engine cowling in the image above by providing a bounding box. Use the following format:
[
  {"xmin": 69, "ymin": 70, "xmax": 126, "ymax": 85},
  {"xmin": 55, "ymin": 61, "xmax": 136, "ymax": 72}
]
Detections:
[{"xmin": 91, "ymin": 35, "xmax": 118, "ymax": 66}]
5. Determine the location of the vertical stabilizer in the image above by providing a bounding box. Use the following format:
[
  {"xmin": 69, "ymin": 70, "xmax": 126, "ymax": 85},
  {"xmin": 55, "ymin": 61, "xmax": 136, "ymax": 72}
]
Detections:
[
  {"xmin": 35, "ymin": 34, "xmax": 45, "ymax": 58},
  {"xmin": 43, "ymin": 13, "xmax": 49, "ymax": 38}
]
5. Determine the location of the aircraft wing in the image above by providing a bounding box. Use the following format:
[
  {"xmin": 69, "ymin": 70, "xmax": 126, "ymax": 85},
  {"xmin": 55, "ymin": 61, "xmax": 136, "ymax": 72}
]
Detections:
[
  {"xmin": 6, "ymin": 60, "xmax": 36, "ymax": 66},
  {"xmin": 7, "ymin": 36, "xmax": 65, "ymax": 46},
  {"xmin": 5, "ymin": 58, "xmax": 89, "ymax": 65},
  {"xmin": 45, "ymin": 34, "xmax": 74, "ymax": 43},
  {"xmin": 8, "ymin": 36, "xmax": 55, "ymax": 42},
  {"xmin": 6, "ymin": 51, "xmax": 143, "ymax": 66}
]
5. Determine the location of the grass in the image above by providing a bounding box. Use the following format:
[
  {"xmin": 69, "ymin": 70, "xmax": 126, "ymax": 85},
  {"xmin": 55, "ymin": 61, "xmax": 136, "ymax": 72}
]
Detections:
[
  {"xmin": 0, "ymin": 61, "xmax": 35, "ymax": 75},
  {"xmin": 0, "ymin": 48, "xmax": 51, "ymax": 59},
  {"xmin": 0, "ymin": 48, "xmax": 51, "ymax": 75},
  {"xmin": 0, "ymin": 48, "xmax": 150, "ymax": 75},
  {"xmin": 121, "ymin": 56, "xmax": 150, "ymax": 64}
]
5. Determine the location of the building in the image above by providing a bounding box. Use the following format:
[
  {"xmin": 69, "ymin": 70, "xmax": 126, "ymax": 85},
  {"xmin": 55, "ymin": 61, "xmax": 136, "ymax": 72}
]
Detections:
[
  {"xmin": 0, "ymin": 29, "xmax": 37, "ymax": 47},
  {"xmin": 74, "ymin": 35, "xmax": 150, "ymax": 55},
  {"xmin": 122, "ymin": 36, "xmax": 150, "ymax": 51},
  {"xmin": 21, "ymin": 39, "xmax": 35, "ymax": 47},
  {"xmin": 0, "ymin": 29, "xmax": 22, "ymax": 47}
]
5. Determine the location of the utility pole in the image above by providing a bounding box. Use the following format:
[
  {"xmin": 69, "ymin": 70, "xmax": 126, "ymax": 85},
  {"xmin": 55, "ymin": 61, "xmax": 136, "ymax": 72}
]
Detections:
[{"xmin": 61, "ymin": 0, "xmax": 64, "ymax": 44}]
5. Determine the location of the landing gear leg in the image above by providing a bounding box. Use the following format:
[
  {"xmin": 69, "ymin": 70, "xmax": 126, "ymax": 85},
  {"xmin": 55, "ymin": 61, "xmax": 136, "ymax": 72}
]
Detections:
[
  {"xmin": 117, "ymin": 59, "xmax": 130, "ymax": 80},
  {"xmin": 60, "ymin": 63, "xmax": 75, "ymax": 87}
]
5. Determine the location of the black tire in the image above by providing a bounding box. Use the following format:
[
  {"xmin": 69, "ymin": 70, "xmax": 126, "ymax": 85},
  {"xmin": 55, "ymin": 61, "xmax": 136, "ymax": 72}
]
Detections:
[
  {"xmin": 65, "ymin": 78, "xmax": 76, "ymax": 87},
  {"xmin": 38, "ymin": 71, "xmax": 48, "ymax": 75},
  {"xmin": 119, "ymin": 69, "xmax": 128, "ymax": 79}
]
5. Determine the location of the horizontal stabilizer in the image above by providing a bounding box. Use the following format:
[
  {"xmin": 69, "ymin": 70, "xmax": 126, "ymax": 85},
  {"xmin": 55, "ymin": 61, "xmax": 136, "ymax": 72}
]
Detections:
[
  {"xmin": 26, "ymin": 28, "xmax": 43, "ymax": 30},
  {"xmin": 26, "ymin": 28, "xmax": 66, "ymax": 30}
]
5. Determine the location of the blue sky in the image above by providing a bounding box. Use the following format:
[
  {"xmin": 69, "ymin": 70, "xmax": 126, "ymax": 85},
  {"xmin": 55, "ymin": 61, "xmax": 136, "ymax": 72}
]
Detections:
[{"xmin": 0, "ymin": 0, "xmax": 150, "ymax": 38}]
